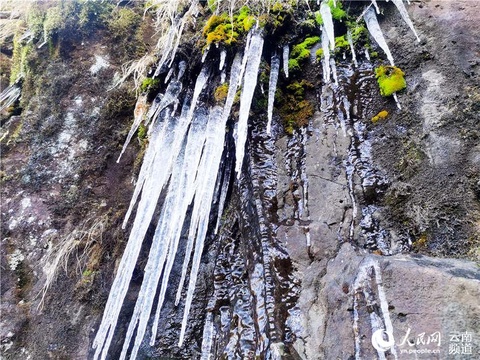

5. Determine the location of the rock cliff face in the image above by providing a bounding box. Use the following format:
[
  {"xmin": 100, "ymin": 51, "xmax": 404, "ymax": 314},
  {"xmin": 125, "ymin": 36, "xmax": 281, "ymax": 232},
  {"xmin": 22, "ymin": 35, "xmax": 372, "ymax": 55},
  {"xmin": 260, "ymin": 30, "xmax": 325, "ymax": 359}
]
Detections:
[{"xmin": 1, "ymin": 1, "xmax": 479, "ymax": 359}]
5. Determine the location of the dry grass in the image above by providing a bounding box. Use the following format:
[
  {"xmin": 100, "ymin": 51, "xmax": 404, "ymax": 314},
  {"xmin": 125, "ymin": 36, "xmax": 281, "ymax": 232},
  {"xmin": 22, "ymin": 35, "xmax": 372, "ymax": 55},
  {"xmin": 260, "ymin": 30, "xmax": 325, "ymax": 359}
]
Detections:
[{"xmin": 37, "ymin": 214, "xmax": 108, "ymax": 310}]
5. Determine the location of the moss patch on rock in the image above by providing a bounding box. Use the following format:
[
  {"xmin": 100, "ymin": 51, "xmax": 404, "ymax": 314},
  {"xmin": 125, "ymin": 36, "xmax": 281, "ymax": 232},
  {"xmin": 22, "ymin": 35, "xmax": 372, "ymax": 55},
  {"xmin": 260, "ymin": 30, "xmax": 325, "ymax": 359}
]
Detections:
[{"xmin": 375, "ymin": 65, "xmax": 407, "ymax": 97}]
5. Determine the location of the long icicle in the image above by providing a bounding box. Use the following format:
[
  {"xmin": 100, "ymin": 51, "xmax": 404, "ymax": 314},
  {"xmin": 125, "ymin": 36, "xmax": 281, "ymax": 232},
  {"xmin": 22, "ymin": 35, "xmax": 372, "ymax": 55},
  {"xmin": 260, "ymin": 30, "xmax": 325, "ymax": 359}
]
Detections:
[
  {"xmin": 266, "ymin": 53, "xmax": 280, "ymax": 134},
  {"xmin": 282, "ymin": 44, "xmax": 289, "ymax": 78},
  {"xmin": 390, "ymin": 0, "xmax": 420, "ymax": 42},
  {"xmin": 364, "ymin": 7, "xmax": 395, "ymax": 66},
  {"xmin": 234, "ymin": 30, "xmax": 264, "ymax": 178},
  {"xmin": 320, "ymin": 1, "xmax": 335, "ymax": 51}
]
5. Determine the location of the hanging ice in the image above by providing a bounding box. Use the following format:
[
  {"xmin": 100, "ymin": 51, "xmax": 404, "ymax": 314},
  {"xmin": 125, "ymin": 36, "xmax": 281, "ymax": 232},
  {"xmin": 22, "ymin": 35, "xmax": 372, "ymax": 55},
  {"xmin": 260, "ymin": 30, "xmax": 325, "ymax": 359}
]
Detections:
[
  {"xmin": 177, "ymin": 105, "xmax": 228, "ymax": 347},
  {"xmin": 347, "ymin": 31, "xmax": 358, "ymax": 67},
  {"xmin": 176, "ymin": 51, "xmax": 244, "ymax": 306},
  {"xmin": 320, "ymin": 1, "xmax": 335, "ymax": 51},
  {"xmin": 234, "ymin": 30, "xmax": 264, "ymax": 178},
  {"xmin": 391, "ymin": 0, "xmax": 420, "ymax": 42},
  {"xmin": 321, "ymin": 28, "xmax": 331, "ymax": 83},
  {"xmin": 93, "ymin": 65, "xmax": 210, "ymax": 360},
  {"xmin": 371, "ymin": 0, "xmax": 380, "ymax": 14},
  {"xmin": 364, "ymin": 7, "xmax": 395, "ymax": 66},
  {"xmin": 266, "ymin": 53, "xmax": 280, "ymax": 134},
  {"xmin": 120, "ymin": 108, "xmax": 209, "ymax": 360},
  {"xmin": 219, "ymin": 49, "xmax": 227, "ymax": 70},
  {"xmin": 283, "ymin": 44, "xmax": 289, "ymax": 78}
]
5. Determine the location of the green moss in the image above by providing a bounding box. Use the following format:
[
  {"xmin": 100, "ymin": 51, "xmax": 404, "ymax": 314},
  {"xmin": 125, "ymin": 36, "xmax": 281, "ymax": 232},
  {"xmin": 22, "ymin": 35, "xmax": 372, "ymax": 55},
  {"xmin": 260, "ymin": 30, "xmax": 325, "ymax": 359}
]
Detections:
[
  {"xmin": 203, "ymin": 14, "xmax": 239, "ymax": 47},
  {"xmin": 315, "ymin": 48, "xmax": 324, "ymax": 60},
  {"xmin": 140, "ymin": 77, "xmax": 160, "ymax": 93},
  {"xmin": 207, "ymin": 0, "xmax": 217, "ymax": 12},
  {"xmin": 10, "ymin": 35, "xmax": 33, "ymax": 84},
  {"xmin": 214, "ymin": 83, "xmax": 229, "ymax": 103},
  {"xmin": 43, "ymin": 6, "xmax": 64, "ymax": 41},
  {"xmin": 375, "ymin": 65, "xmax": 407, "ymax": 97},
  {"xmin": 278, "ymin": 80, "xmax": 315, "ymax": 134},
  {"xmin": 315, "ymin": 11, "xmax": 323, "ymax": 26},
  {"xmin": 349, "ymin": 23, "xmax": 368, "ymax": 43},
  {"xmin": 236, "ymin": 6, "xmax": 256, "ymax": 32},
  {"xmin": 137, "ymin": 124, "xmax": 147, "ymax": 144},
  {"xmin": 289, "ymin": 36, "xmax": 320, "ymax": 71},
  {"xmin": 335, "ymin": 35, "xmax": 349, "ymax": 50},
  {"xmin": 329, "ymin": 0, "xmax": 347, "ymax": 20}
]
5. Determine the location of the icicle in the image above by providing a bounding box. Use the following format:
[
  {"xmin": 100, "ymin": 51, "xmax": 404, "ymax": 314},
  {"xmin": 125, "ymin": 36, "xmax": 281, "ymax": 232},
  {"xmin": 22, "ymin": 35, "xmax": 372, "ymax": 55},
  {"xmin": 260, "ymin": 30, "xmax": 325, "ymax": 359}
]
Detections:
[
  {"xmin": 164, "ymin": 67, "xmax": 174, "ymax": 84},
  {"xmin": 320, "ymin": 2, "xmax": 335, "ymax": 51},
  {"xmin": 365, "ymin": 47, "xmax": 371, "ymax": 61},
  {"xmin": 146, "ymin": 79, "xmax": 182, "ymax": 134},
  {"xmin": 93, "ymin": 62, "xmax": 211, "ymax": 358},
  {"xmin": 219, "ymin": 49, "xmax": 227, "ymax": 70},
  {"xmin": 283, "ymin": 44, "xmax": 289, "ymax": 78},
  {"xmin": 202, "ymin": 47, "xmax": 209, "ymax": 63},
  {"xmin": 267, "ymin": 53, "xmax": 280, "ymax": 134},
  {"xmin": 393, "ymin": 93, "xmax": 402, "ymax": 110},
  {"xmin": 321, "ymin": 28, "xmax": 331, "ymax": 83},
  {"xmin": 234, "ymin": 30, "xmax": 264, "ymax": 178},
  {"xmin": 330, "ymin": 57, "xmax": 338, "ymax": 86},
  {"xmin": 364, "ymin": 7, "xmax": 395, "ymax": 66},
  {"xmin": 214, "ymin": 158, "xmax": 231, "ymax": 234},
  {"xmin": 391, "ymin": 0, "xmax": 420, "ymax": 42},
  {"xmin": 116, "ymin": 95, "xmax": 149, "ymax": 163},
  {"xmin": 0, "ymin": 85, "xmax": 21, "ymax": 111},
  {"xmin": 371, "ymin": 0, "xmax": 380, "ymax": 14},
  {"xmin": 148, "ymin": 110, "xmax": 209, "ymax": 347},
  {"xmin": 347, "ymin": 31, "xmax": 358, "ymax": 67},
  {"xmin": 177, "ymin": 60, "xmax": 187, "ymax": 80}
]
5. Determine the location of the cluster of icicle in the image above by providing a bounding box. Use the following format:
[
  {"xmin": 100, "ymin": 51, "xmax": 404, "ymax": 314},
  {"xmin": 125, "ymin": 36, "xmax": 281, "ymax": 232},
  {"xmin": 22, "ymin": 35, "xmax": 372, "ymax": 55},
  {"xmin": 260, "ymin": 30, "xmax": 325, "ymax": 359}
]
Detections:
[
  {"xmin": 93, "ymin": 1, "xmax": 421, "ymax": 358},
  {"xmin": 92, "ymin": 27, "xmax": 265, "ymax": 359}
]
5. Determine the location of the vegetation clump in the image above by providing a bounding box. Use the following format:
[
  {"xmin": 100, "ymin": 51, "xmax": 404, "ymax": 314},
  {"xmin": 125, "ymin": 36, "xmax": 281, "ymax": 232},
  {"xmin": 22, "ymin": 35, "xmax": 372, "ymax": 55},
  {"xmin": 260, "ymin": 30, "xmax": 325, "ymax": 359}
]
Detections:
[
  {"xmin": 288, "ymin": 36, "xmax": 320, "ymax": 72},
  {"xmin": 375, "ymin": 65, "xmax": 407, "ymax": 96},
  {"xmin": 214, "ymin": 83, "xmax": 229, "ymax": 104},
  {"xmin": 371, "ymin": 110, "xmax": 388, "ymax": 123},
  {"xmin": 140, "ymin": 77, "xmax": 160, "ymax": 93},
  {"xmin": 277, "ymin": 80, "xmax": 315, "ymax": 134},
  {"xmin": 202, "ymin": 7, "xmax": 256, "ymax": 48}
]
